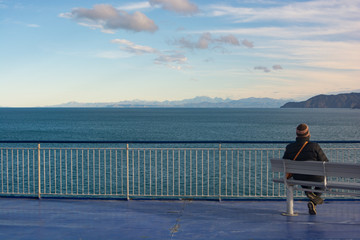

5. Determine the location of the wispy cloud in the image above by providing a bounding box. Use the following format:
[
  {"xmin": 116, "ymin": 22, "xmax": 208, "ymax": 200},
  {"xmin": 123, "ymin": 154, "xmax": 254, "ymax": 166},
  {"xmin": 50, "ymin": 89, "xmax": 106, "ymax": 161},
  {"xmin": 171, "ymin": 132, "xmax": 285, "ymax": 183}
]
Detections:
[
  {"xmin": 118, "ymin": 2, "xmax": 151, "ymax": 11},
  {"xmin": 111, "ymin": 39, "xmax": 158, "ymax": 55},
  {"xmin": 154, "ymin": 52, "xmax": 188, "ymax": 69},
  {"xmin": 173, "ymin": 32, "xmax": 251, "ymax": 50},
  {"xmin": 59, "ymin": 4, "xmax": 158, "ymax": 33},
  {"xmin": 149, "ymin": 0, "xmax": 198, "ymax": 15},
  {"xmin": 254, "ymin": 64, "xmax": 283, "ymax": 73},
  {"xmin": 111, "ymin": 39, "xmax": 188, "ymax": 70},
  {"xmin": 207, "ymin": 0, "xmax": 360, "ymax": 40}
]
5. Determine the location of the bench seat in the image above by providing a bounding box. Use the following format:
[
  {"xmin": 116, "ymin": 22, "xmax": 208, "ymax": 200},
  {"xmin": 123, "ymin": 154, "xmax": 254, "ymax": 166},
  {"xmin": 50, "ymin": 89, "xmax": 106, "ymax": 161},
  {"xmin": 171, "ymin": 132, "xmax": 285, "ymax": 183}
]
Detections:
[{"xmin": 270, "ymin": 158, "xmax": 360, "ymax": 216}]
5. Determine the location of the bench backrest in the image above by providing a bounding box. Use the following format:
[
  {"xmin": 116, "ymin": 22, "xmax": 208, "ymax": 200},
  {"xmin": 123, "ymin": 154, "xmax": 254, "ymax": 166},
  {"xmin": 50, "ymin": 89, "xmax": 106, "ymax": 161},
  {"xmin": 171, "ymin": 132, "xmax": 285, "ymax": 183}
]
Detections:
[{"xmin": 271, "ymin": 158, "xmax": 360, "ymax": 179}]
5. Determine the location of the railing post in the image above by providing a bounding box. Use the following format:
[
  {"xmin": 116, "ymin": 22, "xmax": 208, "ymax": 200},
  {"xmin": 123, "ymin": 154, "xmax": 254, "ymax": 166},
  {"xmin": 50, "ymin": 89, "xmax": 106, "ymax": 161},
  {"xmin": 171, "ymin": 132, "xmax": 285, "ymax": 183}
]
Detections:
[
  {"xmin": 37, "ymin": 143, "xmax": 41, "ymax": 199},
  {"xmin": 219, "ymin": 143, "xmax": 221, "ymax": 201},
  {"xmin": 126, "ymin": 143, "xmax": 130, "ymax": 200}
]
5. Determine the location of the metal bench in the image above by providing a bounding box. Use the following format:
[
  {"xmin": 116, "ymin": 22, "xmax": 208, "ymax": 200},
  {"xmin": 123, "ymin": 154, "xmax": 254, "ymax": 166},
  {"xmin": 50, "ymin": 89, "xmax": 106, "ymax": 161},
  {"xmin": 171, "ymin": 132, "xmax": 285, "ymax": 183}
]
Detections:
[{"xmin": 270, "ymin": 158, "xmax": 360, "ymax": 216}]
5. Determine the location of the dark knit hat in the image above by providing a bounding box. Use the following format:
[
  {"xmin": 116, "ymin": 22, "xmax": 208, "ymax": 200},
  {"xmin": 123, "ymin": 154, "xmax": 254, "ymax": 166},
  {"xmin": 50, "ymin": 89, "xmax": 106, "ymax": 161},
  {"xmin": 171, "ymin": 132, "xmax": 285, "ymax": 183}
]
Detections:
[{"xmin": 296, "ymin": 123, "xmax": 310, "ymax": 137}]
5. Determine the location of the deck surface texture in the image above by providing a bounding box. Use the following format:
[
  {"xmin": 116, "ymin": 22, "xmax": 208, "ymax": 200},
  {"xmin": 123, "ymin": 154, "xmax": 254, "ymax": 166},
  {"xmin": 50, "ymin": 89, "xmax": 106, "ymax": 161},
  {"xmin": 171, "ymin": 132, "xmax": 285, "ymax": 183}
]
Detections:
[{"xmin": 0, "ymin": 198, "xmax": 359, "ymax": 239}]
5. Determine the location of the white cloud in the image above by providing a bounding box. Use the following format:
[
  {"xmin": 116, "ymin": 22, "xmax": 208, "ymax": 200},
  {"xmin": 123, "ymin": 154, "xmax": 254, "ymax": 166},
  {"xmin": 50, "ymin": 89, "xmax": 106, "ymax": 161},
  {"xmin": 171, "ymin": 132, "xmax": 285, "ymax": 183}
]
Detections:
[
  {"xmin": 118, "ymin": 2, "xmax": 151, "ymax": 11},
  {"xmin": 59, "ymin": 4, "xmax": 158, "ymax": 33},
  {"xmin": 149, "ymin": 0, "xmax": 198, "ymax": 15},
  {"xmin": 206, "ymin": 0, "xmax": 360, "ymax": 43},
  {"xmin": 254, "ymin": 66, "xmax": 271, "ymax": 73},
  {"xmin": 242, "ymin": 39, "xmax": 254, "ymax": 48},
  {"xmin": 111, "ymin": 39, "xmax": 158, "ymax": 55},
  {"xmin": 111, "ymin": 39, "xmax": 188, "ymax": 70},
  {"xmin": 175, "ymin": 32, "xmax": 242, "ymax": 50},
  {"xmin": 272, "ymin": 65, "xmax": 283, "ymax": 70},
  {"xmin": 155, "ymin": 53, "xmax": 187, "ymax": 65},
  {"xmin": 208, "ymin": 0, "xmax": 360, "ymax": 25}
]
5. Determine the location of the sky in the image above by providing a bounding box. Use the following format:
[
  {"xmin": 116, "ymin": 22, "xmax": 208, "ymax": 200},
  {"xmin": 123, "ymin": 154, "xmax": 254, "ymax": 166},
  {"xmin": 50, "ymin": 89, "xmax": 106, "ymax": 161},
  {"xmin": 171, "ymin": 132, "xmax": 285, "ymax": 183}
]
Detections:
[{"xmin": 1, "ymin": 0, "xmax": 359, "ymax": 107}]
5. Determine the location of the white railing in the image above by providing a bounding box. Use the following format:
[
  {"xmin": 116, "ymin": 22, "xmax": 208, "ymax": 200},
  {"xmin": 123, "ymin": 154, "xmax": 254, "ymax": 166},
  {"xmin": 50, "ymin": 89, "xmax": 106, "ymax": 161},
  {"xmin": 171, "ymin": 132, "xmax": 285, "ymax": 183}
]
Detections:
[{"xmin": 0, "ymin": 141, "xmax": 359, "ymax": 199}]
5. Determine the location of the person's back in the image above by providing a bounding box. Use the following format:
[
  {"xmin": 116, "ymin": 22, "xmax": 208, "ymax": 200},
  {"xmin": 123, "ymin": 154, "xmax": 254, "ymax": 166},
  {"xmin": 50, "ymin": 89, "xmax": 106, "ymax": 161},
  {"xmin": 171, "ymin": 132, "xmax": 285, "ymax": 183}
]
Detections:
[{"xmin": 283, "ymin": 123, "xmax": 328, "ymax": 215}]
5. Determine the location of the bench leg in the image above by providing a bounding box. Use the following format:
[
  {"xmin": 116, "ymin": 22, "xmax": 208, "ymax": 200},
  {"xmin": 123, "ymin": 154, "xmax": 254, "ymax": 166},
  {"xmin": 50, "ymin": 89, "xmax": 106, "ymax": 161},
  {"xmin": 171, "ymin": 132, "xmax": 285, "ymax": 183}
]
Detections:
[{"xmin": 282, "ymin": 185, "xmax": 298, "ymax": 216}]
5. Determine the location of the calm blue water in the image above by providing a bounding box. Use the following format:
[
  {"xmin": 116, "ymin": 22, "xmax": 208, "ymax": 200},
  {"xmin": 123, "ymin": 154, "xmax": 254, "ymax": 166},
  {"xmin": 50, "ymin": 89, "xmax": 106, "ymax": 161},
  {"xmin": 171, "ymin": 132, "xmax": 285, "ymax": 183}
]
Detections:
[
  {"xmin": 0, "ymin": 108, "xmax": 359, "ymax": 197},
  {"xmin": 0, "ymin": 108, "xmax": 359, "ymax": 142}
]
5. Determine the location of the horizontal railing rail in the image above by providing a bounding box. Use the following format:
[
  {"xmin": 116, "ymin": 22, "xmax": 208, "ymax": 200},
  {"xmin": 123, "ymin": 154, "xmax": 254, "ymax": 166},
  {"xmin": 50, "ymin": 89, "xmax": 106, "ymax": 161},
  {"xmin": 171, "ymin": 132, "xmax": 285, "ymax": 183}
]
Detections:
[
  {"xmin": 1, "ymin": 140, "xmax": 360, "ymax": 144},
  {"xmin": 0, "ymin": 141, "xmax": 359, "ymax": 200}
]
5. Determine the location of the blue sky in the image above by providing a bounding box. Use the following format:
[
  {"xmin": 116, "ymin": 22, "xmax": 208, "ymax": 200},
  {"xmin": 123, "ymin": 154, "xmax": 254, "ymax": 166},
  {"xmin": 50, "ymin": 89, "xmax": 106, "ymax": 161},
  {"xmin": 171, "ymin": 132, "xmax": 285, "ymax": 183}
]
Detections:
[{"xmin": 1, "ymin": 0, "xmax": 359, "ymax": 107}]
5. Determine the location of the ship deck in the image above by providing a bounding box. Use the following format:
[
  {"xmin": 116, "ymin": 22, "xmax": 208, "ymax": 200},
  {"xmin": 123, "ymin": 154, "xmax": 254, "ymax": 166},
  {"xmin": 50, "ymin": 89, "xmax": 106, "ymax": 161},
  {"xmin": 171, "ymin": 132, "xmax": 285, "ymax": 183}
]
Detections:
[{"xmin": 0, "ymin": 198, "xmax": 359, "ymax": 239}]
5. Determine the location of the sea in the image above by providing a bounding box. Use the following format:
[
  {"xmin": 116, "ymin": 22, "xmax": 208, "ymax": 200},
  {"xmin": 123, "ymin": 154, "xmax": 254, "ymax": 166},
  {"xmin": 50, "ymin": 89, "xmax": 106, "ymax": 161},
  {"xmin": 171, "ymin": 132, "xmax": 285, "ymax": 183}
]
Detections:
[
  {"xmin": 0, "ymin": 108, "xmax": 359, "ymax": 197},
  {"xmin": 0, "ymin": 108, "xmax": 359, "ymax": 142}
]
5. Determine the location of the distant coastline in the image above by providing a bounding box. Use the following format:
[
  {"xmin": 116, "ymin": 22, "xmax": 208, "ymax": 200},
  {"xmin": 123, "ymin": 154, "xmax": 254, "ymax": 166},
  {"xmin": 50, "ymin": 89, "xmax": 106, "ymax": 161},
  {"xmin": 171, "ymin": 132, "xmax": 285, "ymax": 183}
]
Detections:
[
  {"xmin": 46, "ymin": 96, "xmax": 291, "ymax": 108},
  {"xmin": 281, "ymin": 92, "xmax": 360, "ymax": 108}
]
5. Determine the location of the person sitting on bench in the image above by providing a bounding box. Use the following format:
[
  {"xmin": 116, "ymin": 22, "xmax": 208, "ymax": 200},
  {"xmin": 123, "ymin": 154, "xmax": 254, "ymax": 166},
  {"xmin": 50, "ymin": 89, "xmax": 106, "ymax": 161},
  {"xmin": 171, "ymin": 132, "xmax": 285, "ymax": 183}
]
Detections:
[{"xmin": 283, "ymin": 123, "xmax": 329, "ymax": 215}]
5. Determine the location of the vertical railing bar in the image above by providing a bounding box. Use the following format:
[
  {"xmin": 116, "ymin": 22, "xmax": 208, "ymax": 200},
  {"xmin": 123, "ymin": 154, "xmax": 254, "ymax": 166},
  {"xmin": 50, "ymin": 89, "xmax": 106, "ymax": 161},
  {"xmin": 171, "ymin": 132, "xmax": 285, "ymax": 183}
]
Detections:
[
  {"xmin": 137, "ymin": 149, "xmax": 141, "ymax": 195},
  {"xmin": 70, "ymin": 149, "xmax": 73, "ymax": 194},
  {"xmin": 249, "ymin": 150, "xmax": 251, "ymax": 196},
  {"xmin": 43, "ymin": 149, "xmax": 46, "ymax": 194},
  {"xmin": 201, "ymin": 150, "xmax": 204, "ymax": 197},
  {"xmin": 272, "ymin": 149, "xmax": 275, "ymax": 196},
  {"xmin": 0, "ymin": 149, "xmax": 2, "ymax": 193},
  {"xmin": 22, "ymin": 150, "xmax": 24, "ymax": 194},
  {"xmin": 1, "ymin": 149, "xmax": 3, "ymax": 193},
  {"xmin": 109, "ymin": 149, "xmax": 112, "ymax": 195},
  {"xmin": 166, "ymin": 149, "xmax": 170, "ymax": 196},
  {"xmin": 254, "ymin": 150, "xmax": 257, "ymax": 196},
  {"xmin": 126, "ymin": 144, "xmax": 129, "ymax": 200},
  {"xmin": 155, "ymin": 150, "xmax": 157, "ymax": 196},
  {"xmin": 219, "ymin": 144, "xmax": 221, "ymax": 200},
  {"xmin": 195, "ymin": 150, "xmax": 197, "ymax": 196},
  {"xmin": 17, "ymin": 149, "xmax": 19, "ymax": 193},
  {"xmin": 76, "ymin": 149, "xmax": 79, "ymax": 195},
  {"xmin": 28, "ymin": 149, "xmax": 30, "ymax": 194},
  {"xmin": 60, "ymin": 150, "xmax": 62, "ymax": 194},
  {"xmin": 184, "ymin": 150, "xmax": 186, "ymax": 196},
  {"xmin": 65, "ymin": 150, "xmax": 68, "ymax": 194},
  {"xmin": 104, "ymin": 149, "xmax": 107, "ymax": 195},
  {"xmin": 121, "ymin": 149, "xmax": 123, "ymax": 195},
  {"xmin": 132, "ymin": 149, "xmax": 134, "ymax": 195},
  {"xmin": 207, "ymin": 150, "xmax": 210, "ymax": 197},
  {"xmin": 231, "ymin": 150, "xmax": 234, "ymax": 196},
  {"xmin": 167, "ymin": 149, "xmax": 169, "ymax": 196},
  {"xmin": 172, "ymin": 149, "xmax": 175, "ymax": 196},
  {"xmin": 143, "ymin": 149, "xmax": 146, "ymax": 196},
  {"xmin": 48, "ymin": 149, "xmax": 51, "ymax": 194},
  {"xmin": 82, "ymin": 149, "xmax": 84, "ymax": 195},
  {"xmin": 11, "ymin": 149, "xmax": 13, "ymax": 193},
  {"xmin": 225, "ymin": 150, "xmax": 227, "ymax": 196},
  {"xmin": 213, "ymin": 149, "xmax": 215, "ymax": 197},
  {"xmin": 93, "ymin": 149, "xmax": 95, "ymax": 194},
  {"xmin": 149, "ymin": 149, "xmax": 152, "ymax": 196},
  {"xmin": 33, "ymin": 150, "xmax": 35, "ymax": 194},
  {"xmin": 243, "ymin": 150, "xmax": 245, "ymax": 197},
  {"xmin": 178, "ymin": 150, "xmax": 180, "ymax": 196},
  {"xmin": 260, "ymin": 150, "xmax": 263, "ymax": 197},
  {"xmin": 115, "ymin": 149, "xmax": 118, "ymax": 195},
  {"xmin": 98, "ymin": 149, "xmax": 101, "ymax": 195},
  {"xmin": 237, "ymin": 150, "xmax": 239, "ymax": 197},
  {"xmin": 37, "ymin": 144, "xmax": 41, "ymax": 199},
  {"xmin": 266, "ymin": 151, "xmax": 269, "ymax": 197},
  {"xmin": 161, "ymin": 150, "xmax": 163, "ymax": 196},
  {"xmin": 54, "ymin": 149, "xmax": 57, "ymax": 194}
]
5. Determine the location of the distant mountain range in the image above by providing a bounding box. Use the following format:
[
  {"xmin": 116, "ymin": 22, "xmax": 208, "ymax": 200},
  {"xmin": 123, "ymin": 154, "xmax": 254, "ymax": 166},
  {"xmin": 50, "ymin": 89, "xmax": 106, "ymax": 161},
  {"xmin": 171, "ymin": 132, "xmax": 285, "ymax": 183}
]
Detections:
[
  {"xmin": 49, "ymin": 96, "xmax": 290, "ymax": 108},
  {"xmin": 281, "ymin": 92, "xmax": 360, "ymax": 108}
]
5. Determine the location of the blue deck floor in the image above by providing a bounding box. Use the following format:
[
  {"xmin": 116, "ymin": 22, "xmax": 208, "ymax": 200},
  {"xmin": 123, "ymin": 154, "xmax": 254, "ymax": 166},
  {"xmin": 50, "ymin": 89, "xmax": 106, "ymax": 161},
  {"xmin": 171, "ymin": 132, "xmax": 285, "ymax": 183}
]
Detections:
[{"xmin": 0, "ymin": 198, "xmax": 359, "ymax": 240}]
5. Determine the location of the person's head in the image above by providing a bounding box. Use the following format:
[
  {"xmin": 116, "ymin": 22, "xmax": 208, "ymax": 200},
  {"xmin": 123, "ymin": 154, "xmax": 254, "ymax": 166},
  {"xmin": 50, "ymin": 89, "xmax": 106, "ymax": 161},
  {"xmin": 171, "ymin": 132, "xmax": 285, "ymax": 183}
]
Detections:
[{"xmin": 296, "ymin": 123, "xmax": 310, "ymax": 138}]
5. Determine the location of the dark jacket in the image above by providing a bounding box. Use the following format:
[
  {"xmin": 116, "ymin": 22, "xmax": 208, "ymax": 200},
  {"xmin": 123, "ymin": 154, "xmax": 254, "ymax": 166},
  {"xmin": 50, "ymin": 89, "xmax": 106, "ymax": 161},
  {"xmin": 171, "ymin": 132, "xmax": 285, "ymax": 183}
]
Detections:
[{"xmin": 283, "ymin": 137, "xmax": 328, "ymax": 182}]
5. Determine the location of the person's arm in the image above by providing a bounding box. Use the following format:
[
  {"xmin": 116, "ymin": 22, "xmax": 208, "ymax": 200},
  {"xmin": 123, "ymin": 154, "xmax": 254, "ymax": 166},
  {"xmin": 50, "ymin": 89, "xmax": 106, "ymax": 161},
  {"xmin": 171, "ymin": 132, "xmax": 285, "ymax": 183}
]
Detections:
[{"xmin": 316, "ymin": 145, "xmax": 329, "ymax": 162}]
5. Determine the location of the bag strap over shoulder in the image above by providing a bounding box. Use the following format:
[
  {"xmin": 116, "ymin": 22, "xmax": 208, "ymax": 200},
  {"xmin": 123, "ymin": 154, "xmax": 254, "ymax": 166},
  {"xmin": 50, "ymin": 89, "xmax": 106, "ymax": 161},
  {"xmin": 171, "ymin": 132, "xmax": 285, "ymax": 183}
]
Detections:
[{"xmin": 293, "ymin": 141, "xmax": 308, "ymax": 161}]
